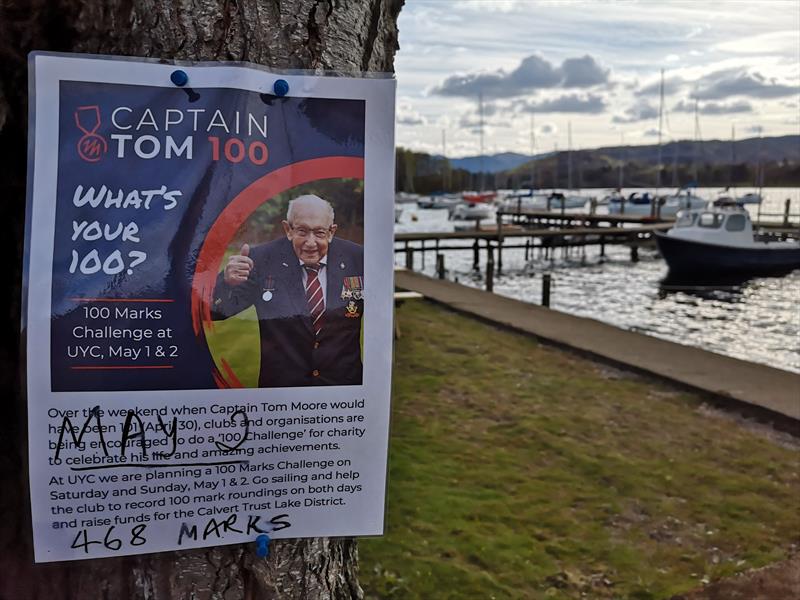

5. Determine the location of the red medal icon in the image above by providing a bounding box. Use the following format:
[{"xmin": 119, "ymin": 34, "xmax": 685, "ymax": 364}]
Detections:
[{"xmin": 74, "ymin": 105, "xmax": 107, "ymax": 162}]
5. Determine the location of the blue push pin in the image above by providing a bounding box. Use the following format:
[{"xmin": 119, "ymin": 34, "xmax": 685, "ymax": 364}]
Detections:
[
  {"xmin": 273, "ymin": 79, "xmax": 290, "ymax": 97},
  {"xmin": 256, "ymin": 533, "xmax": 271, "ymax": 558},
  {"xmin": 170, "ymin": 70, "xmax": 189, "ymax": 87}
]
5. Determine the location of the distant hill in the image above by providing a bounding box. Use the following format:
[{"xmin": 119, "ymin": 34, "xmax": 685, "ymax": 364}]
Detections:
[
  {"xmin": 559, "ymin": 135, "xmax": 799, "ymax": 169},
  {"xmin": 396, "ymin": 135, "xmax": 800, "ymax": 193},
  {"xmin": 448, "ymin": 136, "xmax": 799, "ymax": 174},
  {"xmin": 447, "ymin": 152, "xmax": 535, "ymax": 174},
  {"xmin": 506, "ymin": 135, "xmax": 800, "ymax": 189}
]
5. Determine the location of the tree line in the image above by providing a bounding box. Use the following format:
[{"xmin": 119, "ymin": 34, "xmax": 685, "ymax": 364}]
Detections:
[{"xmin": 396, "ymin": 146, "xmax": 800, "ymax": 194}]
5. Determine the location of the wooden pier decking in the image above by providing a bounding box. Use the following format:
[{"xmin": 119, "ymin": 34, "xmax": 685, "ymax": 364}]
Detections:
[
  {"xmin": 396, "ymin": 210, "xmax": 673, "ymax": 273},
  {"xmin": 394, "ymin": 207, "xmax": 799, "ymax": 286}
]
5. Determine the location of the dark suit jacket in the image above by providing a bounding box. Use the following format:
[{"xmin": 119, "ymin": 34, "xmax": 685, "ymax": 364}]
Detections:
[{"xmin": 211, "ymin": 237, "xmax": 364, "ymax": 387}]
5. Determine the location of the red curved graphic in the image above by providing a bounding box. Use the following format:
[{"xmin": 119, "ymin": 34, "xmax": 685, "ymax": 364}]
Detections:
[{"xmin": 191, "ymin": 156, "xmax": 365, "ymax": 387}]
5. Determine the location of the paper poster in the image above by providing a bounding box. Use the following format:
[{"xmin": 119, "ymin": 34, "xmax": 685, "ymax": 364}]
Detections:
[{"xmin": 23, "ymin": 52, "xmax": 395, "ymax": 562}]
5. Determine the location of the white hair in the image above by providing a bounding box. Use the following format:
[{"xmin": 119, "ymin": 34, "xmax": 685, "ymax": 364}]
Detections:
[{"xmin": 286, "ymin": 194, "xmax": 335, "ymax": 225}]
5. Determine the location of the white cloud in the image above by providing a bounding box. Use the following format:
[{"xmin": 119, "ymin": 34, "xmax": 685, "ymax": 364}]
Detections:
[
  {"xmin": 715, "ymin": 30, "xmax": 800, "ymax": 55},
  {"xmin": 672, "ymin": 99, "xmax": 754, "ymax": 115},
  {"xmin": 431, "ymin": 54, "xmax": 610, "ymax": 98},
  {"xmin": 395, "ymin": 1, "xmax": 799, "ymax": 155},
  {"xmin": 612, "ymin": 100, "xmax": 659, "ymax": 123},
  {"xmin": 396, "ymin": 101, "xmax": 427, "ymax": 127},
  {"xmin": 516, "ymin": 94, "xmax": 607, "ymax": 114}
]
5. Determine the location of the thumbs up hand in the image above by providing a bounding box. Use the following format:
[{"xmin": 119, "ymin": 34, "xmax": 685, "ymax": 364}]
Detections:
[{"xmin": 224, "ymin": 243, "xmax": 255, "ymax": 286}]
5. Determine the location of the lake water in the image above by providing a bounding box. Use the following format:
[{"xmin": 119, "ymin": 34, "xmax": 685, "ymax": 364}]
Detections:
[{"xmin": 395, "ymin": 187, "xmax": 800, "ymax": 374}]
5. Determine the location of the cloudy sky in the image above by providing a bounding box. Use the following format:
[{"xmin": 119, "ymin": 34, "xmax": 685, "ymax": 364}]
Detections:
[{"xmin": 394, "ymin": 0, "xmax": 800, "ymax": 157}]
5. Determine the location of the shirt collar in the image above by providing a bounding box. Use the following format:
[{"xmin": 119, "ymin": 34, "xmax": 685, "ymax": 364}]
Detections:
[{"xmin": 298, "ymin": 256, "xmax": 328, "ymax": 269}]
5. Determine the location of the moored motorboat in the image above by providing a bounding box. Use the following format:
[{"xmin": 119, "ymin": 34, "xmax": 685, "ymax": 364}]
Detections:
[
  {"xmin": 499, "ymin": 190, "xmax": 551, "ymax": 212},
  {"xmin": 395, "ymin": 191, "xmax": 419, "ymax": 204},
  {"xmin": 462, "ymin": 191, "xmax": 497, "ymax": 204},
  {"xmin": 598, "ymin": 189, "xmax": 623, "ymax": 206},
  {"xmin": 608, "ymin": 188, "xmax": 706, "ymax": 218},
  {"xmin": 735, "ymin": 192, "xmax": 763, "ymax": 205},
  {"xmin": 546, "ymin": 191, "xmax": 587, "ymax": 210},
  {"xmin": 417, "ymin": 194, "xmax": 461, "ymax": 210},
  {"xmin": 449, "ymin": 201, "xmax": 496, "ymax": 221},
  {"xmin": 655, "ymin": 202, "xmax": 800, "ymax": 276},
  {"xmin": 660, "ymin": 187, "xmax": 706, "ymax": 213},
  {"xmin": 716, "ymin": 189, "xmax": 764, "ymax": 205},
  {"xmin": 607, "ymin": 192, "xmax": 658, "ymax": 216}
]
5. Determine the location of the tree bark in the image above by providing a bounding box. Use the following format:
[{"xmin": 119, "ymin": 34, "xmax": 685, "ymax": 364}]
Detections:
[{"xmin": 0, "ymin": 1, "xmax": 402, "ymax": 598}]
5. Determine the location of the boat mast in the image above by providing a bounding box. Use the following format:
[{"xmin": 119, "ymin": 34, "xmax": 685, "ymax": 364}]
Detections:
[
  {"xmin": 530, "ymin": 112, "xmax": 536, "ymax": 190},
  {"xmin": 553, "ymin": 141, "xmax": 558, "ymax": 189},
  {"xmin": 755, "ymin": 128, "xmax": 763, "ymax": 192},
  {"xmin": 756, "ymin": 127, "xmax": 764, "ymax": 221},
  {"xmin": 656, "ymin": 68, "xmax": 664, "ymax": 193},
  {"xmin": 441, "ymin": 128, "xmax": 447, "ymax": 192},
  {"xmin": 567, "ymin": 121, "xmax": 573, "ymax": 190},
  {"xmin": 730, "ymin": 123, "xmax": 736, "ymax": 192},
  {"xmin": 671, "ymin": 139, "xmax": 679, "ymax": 188},
  {"xmin": 478, "ymin": 90, "xmax": 485, "ymax": 192},
  {"xmin": 692, "ymin": 95, "xmax": 701, "ymax": 184}
]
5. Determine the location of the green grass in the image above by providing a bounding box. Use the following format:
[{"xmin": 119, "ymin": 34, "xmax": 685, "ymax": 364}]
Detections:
[
  {"xmin": 359, "ymin": 300, "xmax": 800, "ymax": 600},
  {"xmin": 205, "ymin": 306, "xmax": 260, "ymax": 388}
]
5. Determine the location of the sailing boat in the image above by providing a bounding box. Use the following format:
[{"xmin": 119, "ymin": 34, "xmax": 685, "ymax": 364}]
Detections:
[
  {"xmin": 658, "ymin": 86, "xmax": 705, "ymax": 213},
  {"xmin": 501, "ymin": 113, "xmax": 551, "ymax": 213},
  {"xmin": 737, "ymin": 129, "xmax": 764, "ymax": 204},
  {"xmin": 717, "ymin": 125, "xmax": 764, "ymax": 205},
  {"xmin": 600, "ymin": 132, "xmax": 626, "ymax": 205},
  {"xmin": 610, "ymin": 71, "xmax": 705, "ymax": 217},
  {"xmin": 547, "ymin": 122, "xmax": 588, "ymax": 210}
]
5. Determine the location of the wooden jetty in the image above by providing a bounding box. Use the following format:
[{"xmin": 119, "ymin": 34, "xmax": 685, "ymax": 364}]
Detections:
[
  {"xmin": 395, "ymin": 208, "xmax": 799, "ymax": 288},
  {"xmin": 396, "ymin": 210, "xmax": 672, "ymax": 278}
]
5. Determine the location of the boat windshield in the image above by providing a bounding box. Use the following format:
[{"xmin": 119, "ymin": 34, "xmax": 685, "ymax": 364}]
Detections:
[
  {"xmin": 675, "ymin": 213, "xmax": 697, "ymax": 228},
  {"xmin": 724, "ymin": 213, "xmax": 747, "ymax": 232},
  {"xmin": 698, "ymin": 212, "xmax": 723, "ymax": 228}
]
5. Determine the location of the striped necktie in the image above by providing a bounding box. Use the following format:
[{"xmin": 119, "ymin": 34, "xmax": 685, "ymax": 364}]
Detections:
[{"xmin": 304, "ymin": 264, "xmax": 325, "ymax": 336}]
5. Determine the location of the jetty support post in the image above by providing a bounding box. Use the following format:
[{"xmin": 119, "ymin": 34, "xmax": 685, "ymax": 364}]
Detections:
[
  {"xmin": 784, "ymin": 198, "xmax": 791, "ymax": 227},
  {"xmin": 486, "ymin": 243, "xmax": 494, "ymax": 292},
  {"xmin": 630, "ymin": 245, "xmax": 639, "ymax": 263},
  {"xmin": 436, "ymin": 254, "xmax": 445, "ymax": 279},
  {"xmin": 472, "ymin": 239, "xmax": 480, "ymax": 270},
  {"xmin": 542, "ymin": 273, "xmax": 552, "ymax": 307},
  {"xmin": 496, "ymin": 211, "xmax": 504, "ymax": 274},
  {"xmin": 405, "ymin": 243, "xmax": 413, "ymax": 270}
]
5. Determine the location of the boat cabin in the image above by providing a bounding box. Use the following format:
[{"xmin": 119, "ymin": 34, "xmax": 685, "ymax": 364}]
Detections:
[{"xmin": 668, "ymin": 205, "xmax": 754, "ymax": 248}]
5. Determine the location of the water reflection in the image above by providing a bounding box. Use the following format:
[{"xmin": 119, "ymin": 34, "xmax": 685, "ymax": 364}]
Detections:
[
  {"xmin": 657, "ymin": 273, "xmax": 753, "ymax": 302},
  {"xmin": 396, "ymin": 201, "xmax": 800, "ymax": 374}
]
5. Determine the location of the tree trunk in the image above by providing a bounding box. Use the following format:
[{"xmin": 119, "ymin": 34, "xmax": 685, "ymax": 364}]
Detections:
[{"xmin": 0, "ymin": 1, "xmax": 402, "ymax": 598}]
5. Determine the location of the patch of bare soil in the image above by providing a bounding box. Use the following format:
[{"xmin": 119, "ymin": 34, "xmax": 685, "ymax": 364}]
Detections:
[{"xmin": 670, "ymin": 556, "xmax": 800, "ymax": 600}]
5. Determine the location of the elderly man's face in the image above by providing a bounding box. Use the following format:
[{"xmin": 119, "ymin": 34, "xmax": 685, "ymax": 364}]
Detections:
[{"xmin": 282, "ymin": 204, "xmax": 337, "ymax": 265}]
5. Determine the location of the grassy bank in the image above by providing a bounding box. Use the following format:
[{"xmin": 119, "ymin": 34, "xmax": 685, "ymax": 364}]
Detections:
[{"xmin": 359, "ymin": 300, "xmax": 799, "ymax": 599}]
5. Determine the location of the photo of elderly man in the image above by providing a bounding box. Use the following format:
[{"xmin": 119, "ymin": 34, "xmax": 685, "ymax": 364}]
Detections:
[{"xmin": 212, "ymin": 194, "xmax": 364, "ymax": 387}]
